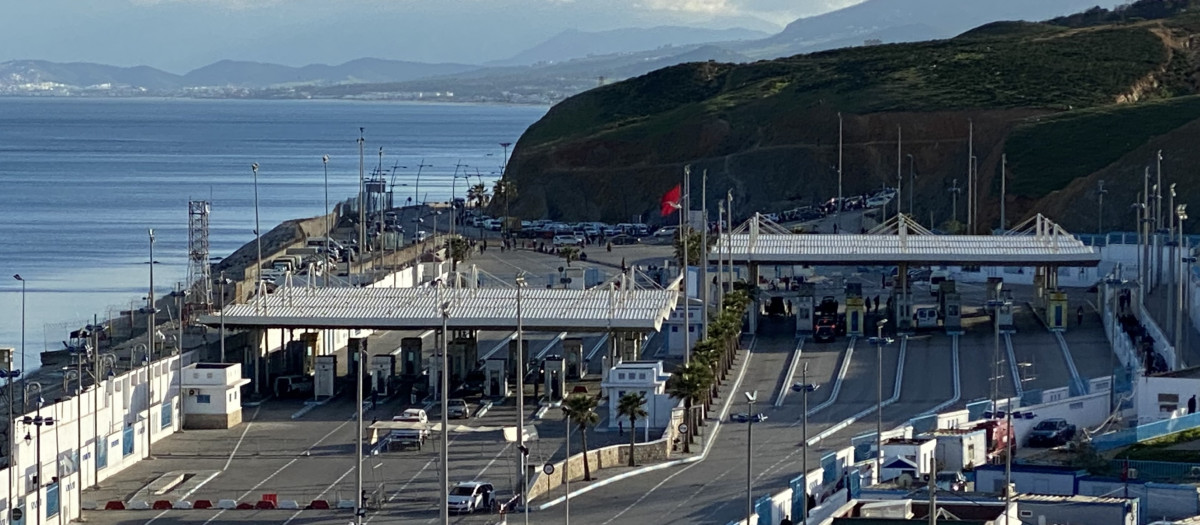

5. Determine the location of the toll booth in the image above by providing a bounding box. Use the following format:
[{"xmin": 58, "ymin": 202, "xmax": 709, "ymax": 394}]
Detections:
[
  {"xmin": 447, "ymin": 330, "xmax": 478, "ymax": 389},
  {"xmin": 544, "ymin": 355, "xmax": 566, "ymax": 402},
  {"xmin": 943, "ymin": 293, "xmax": 962, "ymax": 335},
  {"xmin": 299, "ymin": 332, "xmax": 320, "ymax": 374},
  {"xmin": 937, "ymin": 280, "xmax": 956, "ymax": 314},
  {"xmin": 314, "ymin": 355, "xmax": 337, "ymax": 398},
  {"xmin": 614, "ymin": 331, "xmax": 641, "ymax": 363},
  {"xmin": 484, "ymin": 357, "xmax": 508, "ymax": 397},
  {"xmin": 1046, "ymin": 290, "xmax": 1068, "ymax": 331},
  {"xmin": 399, "ymin": 337, "xmax": 423, "ymax": 377},
  {"xmin": 796, "ymin": 283, "xmax": 815, "ymax": 334},
  {"xmin": 507, "ymin": 338, "xmax": 530, "ymax": 381},
  {"xmin": 845, "ymin": 296, "xmax": 865, "ymax": 337},
  {"xmin": 563, "ymin": 338, "xmax": 585, "ymax": 380},
  {"xmin": 986, "ymin": 277, "xmax": 1004, "ymax": 304},
  {"xmin": 997, "ymin": 300, "xmax": 1015, "ymax": 333},
  {"xmin": 370, "ymin": 355, "xmax": 395, "ymax": 396},
  {"xmin": 845, "ymin": 282, "xmax": 865, "ymax": 337}
]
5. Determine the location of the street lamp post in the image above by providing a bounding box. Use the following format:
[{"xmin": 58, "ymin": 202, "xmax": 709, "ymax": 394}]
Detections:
[
  {"xmin": 515, "ymin": 273, "xmax": 528, "ymax": 524},
  {"xmin": 837, "ymin": 112, "xmax": 843, "ymax": 219},
  {"xmin": 907, "ymin": 153, "xmax": 915, "ymax": 219},
  {"xmin": 0, "ymin": 347, "xmax": 17, "ymax": 524},
  {"xmin": 1098, "ymin": 180, "xmax": 1109, "ymax": 235},
  {"xmin": 13, "ymin": 274, "xmax": 26, "ymax": 413},
  {"xmin": 564, "ymin": 413, "xmax": 571, "ymax": 525},
  {"xmin": 1178, "ymin": 204, "xmax": 1189, "ymax": 358},
  {"xmin": 169, "ymin": 286, "xmax": 186, "ymax": 432},
  {"xmin": 146, "ymin": 228, "xmax": 156, "ymax": 459},
  {"xmin": 23, "ymin": 381, "xmax": 48, "ymax": 525},
  {"xmin": 218, "ymin": 272, "xmax": 231, "ymax": 363},
  {"xmin": 500, "ymin": 143, "xmax": 512, "ymax": 174},
  {"xmin": 322, "ymin": 155, "xmax": 330, "ymax": 288},
  {"xmin": 439, "ymin": 296, "xmax": 451, "ymax": 525},
  {"xmin": 793, "ymin": 365, "xmax": 819, "ymax": 524},
  {"xmin": 874, "ymin": 319, "xmax": 889, "ymax": 480},
  {"xmin": 744, "ymin": 391, "xmax": 757, "ymax": 523}
]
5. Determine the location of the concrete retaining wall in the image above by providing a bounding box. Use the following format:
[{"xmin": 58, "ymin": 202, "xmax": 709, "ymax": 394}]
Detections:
[{"xmin": 527, "ymin": 405, "xmax": 683, "ymax": 502}]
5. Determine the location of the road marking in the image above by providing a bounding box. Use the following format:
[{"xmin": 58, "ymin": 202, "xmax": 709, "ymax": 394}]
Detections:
[
  {"xmin": 201, "ymin": 510, "xmax": 226, "ymax": 524},
  {"xmin": 657, "ymin": 464, "xmax": 736, "ymax": 521},
  {"xmin": 476, "ymin": 442, "xmax": 512, "ymax": 479},
  {"xmin": 601, "ymin": 460, "xmax": 704, "ymax": 525},
  {"xmin": 283, "ymin": 465, "xmax": 355, "ymax": 524},
  {"xmin": 773, "ymin": 338, "xmax": 805, "ymax": 407},
  {"xmin": 222, "ymin": 404, "xmax": 261, "ymax": 471}
]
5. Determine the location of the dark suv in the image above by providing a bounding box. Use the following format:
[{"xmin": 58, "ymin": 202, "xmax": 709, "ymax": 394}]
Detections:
[{"xmin": 1027, "ymin": 418, "xmax": 1076, "ymax": 447}]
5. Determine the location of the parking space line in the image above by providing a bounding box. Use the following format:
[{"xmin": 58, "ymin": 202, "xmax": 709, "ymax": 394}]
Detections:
[
  {"xmin": 223, "ymin": 405, "xmax": 261, "ymax": 471},
  {"xmin": 476, "ymin": 443, "xmax": 512, "ymax": 479},
  {"xmin": 282, "ymin": 465, "xmax": 355, "ymax": 525}
]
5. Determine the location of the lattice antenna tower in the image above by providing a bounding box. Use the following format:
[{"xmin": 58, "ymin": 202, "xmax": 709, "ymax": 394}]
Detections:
[{"xmin": 187, "ymin": 200, "xmax": 213, "ymax": 315}]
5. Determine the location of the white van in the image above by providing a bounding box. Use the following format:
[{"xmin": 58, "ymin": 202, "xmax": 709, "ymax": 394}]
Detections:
[{"xmin": 914, "ymin": 307, "xmax": 939, "ymax": 330}]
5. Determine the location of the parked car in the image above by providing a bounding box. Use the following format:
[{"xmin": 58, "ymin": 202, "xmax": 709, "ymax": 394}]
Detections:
[
  {"xmin": 552, "ymin": 234, "xmax": 582, "ymax": 246},
  {"xmin": 652, "ymin": 226, "xmax": 678, "ymax": 238},
  {"xmin": 448, "ymin": 399, "xmax": 471, "ymax": 419},
  {"xmin": 608, "ymin": 234, "xmax": 640, "ymax": 246},
  {"xmin": 447, "ymin": 481, "xmax": 495, "ymax": 514},
  {"xmin": 732, "ymin": 413, "xmax": 768, "ymax": 423},
  {"xmin": 936, "ymin": 470, "xmax": 967, "ymax": 491},
  {"xmin": 814, "ymin": 316, "xmax": 838, "ymax": 343},
  {"xmin": 1026, "ymin": 418, "xmax": 1077, "ymax": 447}
]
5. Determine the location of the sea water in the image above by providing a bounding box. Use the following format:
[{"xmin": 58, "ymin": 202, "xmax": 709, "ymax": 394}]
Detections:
[{"xmin": 0, "ymin": 97, "xmax": 547, "ymax": 369}]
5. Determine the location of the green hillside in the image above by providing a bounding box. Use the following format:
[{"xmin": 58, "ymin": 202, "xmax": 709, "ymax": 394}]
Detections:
[{"xmin": 502, "ymin": 5, "xmax": 1200, "ymax": 232}]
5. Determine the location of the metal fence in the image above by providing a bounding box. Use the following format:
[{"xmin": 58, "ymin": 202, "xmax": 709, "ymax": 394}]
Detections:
[
  {"xmin": 1092, "ymin": 412, "xmax": 1200, "ymax": 451},
  {"xmin": 1107, "ymin": 459, "xmax": 1200, "ymax": 483}
]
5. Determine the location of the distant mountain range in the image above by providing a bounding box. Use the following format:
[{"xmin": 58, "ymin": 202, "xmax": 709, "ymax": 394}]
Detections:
[{"xmin": 0, "ymin": 0, "xmax": 1123, "ymax": 102}]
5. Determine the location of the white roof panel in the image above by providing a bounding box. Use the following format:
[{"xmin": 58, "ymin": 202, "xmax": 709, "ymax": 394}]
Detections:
[
  {"xmin": 710, "ymin": 233, "xmax": 1099, "ymax": 266},
  {"xmin": 197, "ymin": 286, "xmax": 677, "ymax": 332}
]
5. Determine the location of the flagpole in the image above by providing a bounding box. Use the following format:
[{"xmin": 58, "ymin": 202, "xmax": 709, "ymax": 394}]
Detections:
[
  {"xmin": 701, "ymin": 169, "xmax": 709, "ymax": 340},
  {"xmin": 682, "ymin": 165, "xmax": 691, "ymax": 365}
]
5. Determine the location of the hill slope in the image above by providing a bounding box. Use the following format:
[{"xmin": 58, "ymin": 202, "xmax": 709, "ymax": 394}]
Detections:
[{"xmin": 498, "ymin": 10, "xmax": 1200, "ymax": 233}]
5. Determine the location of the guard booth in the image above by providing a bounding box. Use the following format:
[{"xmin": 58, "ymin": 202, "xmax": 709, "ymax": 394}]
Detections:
[
  {"xmin": 370, "ymin": 355, "xmax": 395, "ymax": 396},
  {"xmin": 563, "ymin": 338, "xmax": 585, "ymax": 380},
  {"xmin": 1047, "ymin": 290, "xmax": 1068, "ymax": 331},
  {"xmin": 942, "ymin": 293, "xmax": 962, "ymax": 335},
  {"xmin": 508, "ymin": 338, "xmax": 530, "ymax": 382},
  {"xmin": 614, "ymin": 331, "xmax": 641, "ymax": 363},
  {"xmin": 399, "ymin": 337, "xmax": 423, "ymax": 377},
  {"xmin": 544, "ymin": 355, "xmax": 566, "ymax": 402},
  {"xmin": 997, "ymin": 300, "xmax": 1015, "ymax": 333},
  {"xmin": 845, "ymin": 282, "xmax": 865, "ymax": 337},
  {"xmin": 484, "ymin": 357, "xmax": 508, "ymax": 397},
  {"xmin": 796, "ymin": 283, "xmax": 815, "ymax": 334},
  {"xmin": 314, "ymin": 355, "xmax": 337, "ymax": 399},
  {"xmin": 298, "ymin": 332, "xmax": 320, "ymax": 374},
  {"xmin": 448, "ymin": 330, "xmax": 478, "ymax": 388},
  {"xmin": 986, "ymin": 277, "xmax": 1004, "ymax": 304}
]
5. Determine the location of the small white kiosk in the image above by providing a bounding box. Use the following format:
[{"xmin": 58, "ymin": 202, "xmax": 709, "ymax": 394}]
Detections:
[{"xmin": 181, "ymin": 362, "xmax": 251, "ymax": 429}]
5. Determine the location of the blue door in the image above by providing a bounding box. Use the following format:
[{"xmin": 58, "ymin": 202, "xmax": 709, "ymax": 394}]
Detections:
[
  {"xmin": 45, "ymin": 481, "xmax": 59, "ymax": 518},
  {"xmin": 96, "ymin": 434, "xmax": 108, "ymax": 469},
  {"xmin": 122, "ymin": 425, "xmax": 135, "ymax": 457},
  {"xmin": 161, "ymin": 402, "xmax": 172, "ymax": 429}
]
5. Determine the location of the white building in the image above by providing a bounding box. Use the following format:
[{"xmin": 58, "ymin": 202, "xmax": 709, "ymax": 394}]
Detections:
[
  {"xmin": 1135, "ymin": 365, "xmax": 1200, "ymax": 424},
  {"xmin": 600, "ymin": 361, "xmax": 676, "ymax": 433},
  {"xmin": 920, "ymin": 428, "xmax": 988, "ymax": 472},
  {"xmin": 662, "ymin": 303, "xmax": 703, "ymax": 357},
  {"xmin": 880, "ymin": 438, "xmax": 937, "ymax": 482},
  {"xmin": 180, "ymin": 362, "xmax": 251, "ymax": 429}
]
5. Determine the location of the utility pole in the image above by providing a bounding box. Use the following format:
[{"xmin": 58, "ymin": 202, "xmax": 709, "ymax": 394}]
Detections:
[
  {"xmin": 928, "ymin": 456, "xmax": 937, "ymax": 525},
  {"xmin": 1098, "ymin": 180, "xmax": 1108, "ymax": 235},
  {"xmin": 999, "ymin": 154, "xmax": 1007, "ymax": 232},
  {"xmin": 1157, "ymin": 150, "xmax": 1164, "ymax": 290},
  {"xmin": 701, "ymin": 170, "xmax": 709, "ymax": 339},
  {"xmin": 949, "ymin": 179, "xmax": 961, "ymax": 229},
  {"xmin": 837, "ymin": 112, "xmax": 844, "ymax": 220},
  {"xmin": 896, "ymin": 125, "xmax": 903, "ymax": 220},
  {"xmin": 967, "ymin": 119, "xmax": 974, "ymax": 235},
  {"xmin": 358, "ymin": 128, "xmax": 366, "ymax": 281},
  {"xmin": 681, "ymin": 166, "xmax": 691, "ymax": 364}
]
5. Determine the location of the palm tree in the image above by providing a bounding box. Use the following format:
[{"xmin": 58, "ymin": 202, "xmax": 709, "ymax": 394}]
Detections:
[
  {"xmin": 561, "ymin": 393, "xmax": 600, "ymax": 481},
  {"xmin": 468, "ymin": 182, "xmax": 489, "ymax": 210},
  {"xmin": 616, "ymin": 392, "xmax": 648, "ymax": 466},
  {"xmin": 666, "ymin": 360, "xmax": 713, "ymax": 453},
  {"xmin": 493, "ymin": 179, "xmax": 517, "ymax": 235},
  {"xmin": 559, "ymin": 245, "xmax": 580, "ymax": 266}
]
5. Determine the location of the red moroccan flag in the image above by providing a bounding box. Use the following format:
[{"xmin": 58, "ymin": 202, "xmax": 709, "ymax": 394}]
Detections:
[{"xmin": 660, "ymin": 184, "xmax": 682, "ymax": 217}]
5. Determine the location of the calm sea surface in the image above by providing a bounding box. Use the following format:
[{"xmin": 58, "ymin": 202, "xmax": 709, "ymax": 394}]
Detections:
[{"xmin": 0, "ymin": 97, "xmax": 548, "ymax": 370}]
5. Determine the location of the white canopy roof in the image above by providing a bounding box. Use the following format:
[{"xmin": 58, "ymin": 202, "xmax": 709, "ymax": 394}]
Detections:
[
  {"xmin": 711, "ymin": 213, "xmax": 1099, "ymax": 267},
  {"xmin": 197, "ymin": 285, "xmax": 677, "ymax": 332}
]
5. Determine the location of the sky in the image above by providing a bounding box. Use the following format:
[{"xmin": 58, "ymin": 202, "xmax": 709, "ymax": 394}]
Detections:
[{"xmin": 0, "ymin": 0, "xmax": 864, "ymax": 73}]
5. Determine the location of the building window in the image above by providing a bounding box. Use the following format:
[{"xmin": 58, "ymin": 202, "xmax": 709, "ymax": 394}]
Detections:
[
  {"xmin": 196, "ymin": 394, "xmax": 212, "ymax": 404},
  {"xmin": 1160, "ymin": 393, "xmax": 1180, "ymax": 413},
  {"xmin": 672, "ymin": 326, "xmax": 678, "ymax": 333},
  {"xmin": 688, "ymin": 326, "xmax": 694, "ymax": 332},
  {"xmin": 638, "ymin": 373, "xmax": 646, "ymax": 380},
  {"xmin": 618, "ymin": 373, "xmax": 626, "ymax": 380},
  {"xmin": 618, "ymin": 391, "xmax": 626, "ymax": 399}
]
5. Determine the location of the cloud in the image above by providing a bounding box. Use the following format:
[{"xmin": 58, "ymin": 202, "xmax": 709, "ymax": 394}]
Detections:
[{"xmin": 636, "ymin": 0, "xmax": 733, "ymax": 14}]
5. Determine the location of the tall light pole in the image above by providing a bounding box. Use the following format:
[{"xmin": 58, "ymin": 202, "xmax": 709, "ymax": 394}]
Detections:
[
  {"xmin": 949, "ymin": 180, "xmax": 961, "ymax": 229},
  {"xmin": 744, "ymin": 390, "xmax": 757, "ymax": 523},
  {"xmin": 146, "ymin": 228, "xmax": 156, "ymax": 459},
  {"xmin": 22, "ymin": 382, "xmax": 48, "ymax": 525},
  {"xmin": 13, "ymin": 275, "xmax": 25, "ymax": 413},
  {"xmin": 837, "ymin": 112, "xmax": 843, "ymax": 219},
  {"xmin": 439, "ymin": 297, "xmax": 451, "ymax": 525},
  {"xmin": 1000, "ymin": 154, "xmax": 1007, "ymax": 232},
  {"xmin": 515, "ymin": 273, "xmax": 529, "ymax": 525},
  {"xmin": 896, "ymin": 126, "xmax": 902, "ymax": 220},
  {"xmin": 563, "ymin": 413, "xmax": 571, "ymax": 525},
  {"xmin": 793, "ymin": 366, "xmax": 819, "ymax": 524},
  {"xmin": 874, "ymin": 319, "xmax": 888, "ymax": 480},
  {"xmin": 251, "ymin": 163, "xmax": 263, "ymax": 305},
  {"xmin": 413, "ymin": 161, "xmax": 432, "ymax": 208},
  {"xmin": 354, "ymin": 338, "xmax": 364, "ymax": 525},
  {"xmin": 1, "ymin": 347, "xmax": 15, "ymax": 524},
  {"xmin": 357, "ymin": 129, "xmax": 366, "ymax": 280},
  {"xmin": 500, "ymin": 142, "xmax": 512, "ymax": 174},
  {"xmin": 169, "ymin": 285, "xmax": 186, "ymax": 432},
  {"xmin": 967, "ymin": 119, "xmax": 974, "ymax": 235},
  {"xmin": 1157, "ymin": 151, "xmax": 1164, "ymax": 288},
  {"xmin": 218, "ymin": 272, "xmax": 230, "ymax": 363},
  {"xmin": 907, "ymin": 153, "xmax": 915, "ymax": 219},
  {"xmin": 1098, "ymin": 180, "xmax": 1109, "ymax": 236},
  {"xmin": 323, "ymin": 155, "xmax": 330, "ymax": 288},
  {"xmin": 1178, "ymin": 204, "xmax": 1189, "ymax": 359}
]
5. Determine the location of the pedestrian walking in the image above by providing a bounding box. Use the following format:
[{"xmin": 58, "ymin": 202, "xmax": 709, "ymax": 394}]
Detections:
[
  {"xmin": 1077, "ymin": 306, "xmax": 1084, "ymax": 326},
  {"xmin": 618, "ymin": 420, "xmax": 624, "ymax": 436}
]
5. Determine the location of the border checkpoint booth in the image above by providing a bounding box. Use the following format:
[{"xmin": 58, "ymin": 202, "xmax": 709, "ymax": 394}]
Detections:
[{"xmin": 710, "ymin": 214, "xmax": 1100, "ymax": 338}]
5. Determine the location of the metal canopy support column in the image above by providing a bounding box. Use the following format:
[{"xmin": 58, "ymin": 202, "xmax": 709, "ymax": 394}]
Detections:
[
  {"xmin": 749, "ymin": 263, "xmax": 760, "ymax": 333},
  {"xmin": 896, "ymin": 262, "xmax": 910, "ymax": 333}
]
